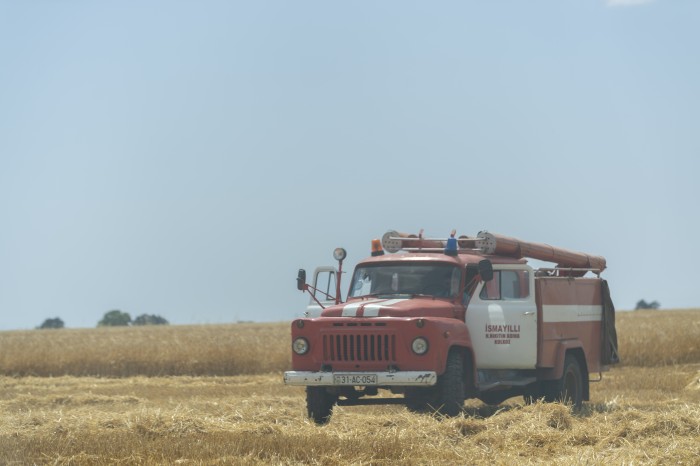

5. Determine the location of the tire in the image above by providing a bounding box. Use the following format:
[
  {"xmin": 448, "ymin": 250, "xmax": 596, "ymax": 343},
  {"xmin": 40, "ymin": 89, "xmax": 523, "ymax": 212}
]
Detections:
[
  {"xmin": 306, "ymin": 387, "xmax": 337, "ymax": 425},
  {"xmin": 544, "ymin": 354, "xmax": 584, "ymax": 411},
  {"xmin": 435, "ymin": 349, "xmax": 466, "ymax": 416}
]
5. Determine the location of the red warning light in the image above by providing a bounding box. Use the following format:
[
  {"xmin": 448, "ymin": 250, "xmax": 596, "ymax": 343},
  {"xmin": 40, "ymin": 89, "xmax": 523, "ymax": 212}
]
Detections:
[{"xmin": 371, "ymin": 239, "xmax": 384, "ymax": 256}]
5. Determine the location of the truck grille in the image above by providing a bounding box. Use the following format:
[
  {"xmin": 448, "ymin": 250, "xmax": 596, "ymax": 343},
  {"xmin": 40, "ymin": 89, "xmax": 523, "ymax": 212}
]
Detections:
[{"xmin": 323, "ymin": 333, "xmax": 396, "ymax": 362}]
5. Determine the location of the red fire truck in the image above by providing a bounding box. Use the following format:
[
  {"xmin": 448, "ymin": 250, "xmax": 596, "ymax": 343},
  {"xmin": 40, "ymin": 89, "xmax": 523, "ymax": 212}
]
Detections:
[{"xmin": 284, "ymin": 230, "xmax": 619, "ymax": 424}]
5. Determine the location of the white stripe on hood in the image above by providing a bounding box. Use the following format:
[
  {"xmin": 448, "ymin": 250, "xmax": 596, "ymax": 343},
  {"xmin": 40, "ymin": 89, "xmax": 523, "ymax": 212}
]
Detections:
[{"xmin": 341, "ymin": 299, "xmax": 407, "ymax": 317}]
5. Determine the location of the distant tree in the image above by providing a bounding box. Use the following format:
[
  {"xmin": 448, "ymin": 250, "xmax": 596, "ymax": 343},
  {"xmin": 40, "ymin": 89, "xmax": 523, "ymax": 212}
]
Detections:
[
  {"xmin": 37, "ymin": 317, "xmax": 64, "ymax": 329},
  {"xmin": 98, "ymin": 310, "xmax": 132, "ymax": 327},
  {"xmin": 132, "ymin": 314, "xmax": 169, "ymax": 326},
  {"xmin": 635, "ymin": 299, "xmax": 660, "ymax": 310}
]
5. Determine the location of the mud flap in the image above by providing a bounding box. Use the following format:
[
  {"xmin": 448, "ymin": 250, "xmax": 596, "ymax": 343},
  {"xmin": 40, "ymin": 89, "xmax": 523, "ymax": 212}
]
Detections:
[{"xmin": 601, "ymin": 280, "xmax": 620, "ymax": 365}]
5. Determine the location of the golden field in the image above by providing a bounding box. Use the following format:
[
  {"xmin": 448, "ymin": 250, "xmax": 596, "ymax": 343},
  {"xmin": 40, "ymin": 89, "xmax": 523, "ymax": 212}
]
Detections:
[
  {"xmin": 1, "ymin": 310, "xmax": 699, "ymax": 464},
  {"xmin": 0, "ymin": 323, "xmax": 291, "ymax": 377}
]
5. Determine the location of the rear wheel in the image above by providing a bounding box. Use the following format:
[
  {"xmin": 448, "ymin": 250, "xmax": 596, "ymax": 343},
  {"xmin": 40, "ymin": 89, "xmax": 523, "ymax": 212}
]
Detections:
[
  {"xmin": 544, "ymin": 354, "xmax": 584, "ymax": 411},
  {"xmin": 306, "ymin": 387, "xmax": 337, "ymax": 425}
]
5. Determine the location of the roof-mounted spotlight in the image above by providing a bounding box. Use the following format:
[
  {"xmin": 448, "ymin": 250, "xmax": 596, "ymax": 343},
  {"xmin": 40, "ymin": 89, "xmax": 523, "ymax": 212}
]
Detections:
[{"xmin": 333, "ymin": 248, "xmax": 347, "ymax": 262}]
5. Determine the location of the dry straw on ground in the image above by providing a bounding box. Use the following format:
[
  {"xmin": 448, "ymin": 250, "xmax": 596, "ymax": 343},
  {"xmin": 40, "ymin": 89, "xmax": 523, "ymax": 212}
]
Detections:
[{"xmin": 1, "ymin": 309, "xmax": 699, "ymax": 464}]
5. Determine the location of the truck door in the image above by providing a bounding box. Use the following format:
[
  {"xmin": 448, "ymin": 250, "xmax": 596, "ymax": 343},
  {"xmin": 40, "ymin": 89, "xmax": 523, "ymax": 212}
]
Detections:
[
  {"xmin": 305, "ymin": 266, "xmax": 338, "ymax": 317},
  {"xmin": 465, "ymin": 265, "xmax": 537, "ymax": 369}
]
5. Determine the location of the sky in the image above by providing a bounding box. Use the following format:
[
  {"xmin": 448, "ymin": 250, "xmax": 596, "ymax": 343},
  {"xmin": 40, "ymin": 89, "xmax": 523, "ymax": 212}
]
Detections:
[{"xmin": 1, "ymin": 0, "xmax": 698, "ymax": 330}]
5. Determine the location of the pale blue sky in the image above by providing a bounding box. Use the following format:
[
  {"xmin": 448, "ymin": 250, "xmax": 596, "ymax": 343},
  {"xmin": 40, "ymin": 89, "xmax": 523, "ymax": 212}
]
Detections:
[{"xmin": 1, "ymin": 1, "xmax": 698, "ymax": 329}]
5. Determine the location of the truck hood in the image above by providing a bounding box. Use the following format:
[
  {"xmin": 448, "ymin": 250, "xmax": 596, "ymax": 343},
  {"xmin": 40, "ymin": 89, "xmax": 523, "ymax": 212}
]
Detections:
[{"xmin": 320, "ymin": 297, "xmax": 458, "ymax": 319}]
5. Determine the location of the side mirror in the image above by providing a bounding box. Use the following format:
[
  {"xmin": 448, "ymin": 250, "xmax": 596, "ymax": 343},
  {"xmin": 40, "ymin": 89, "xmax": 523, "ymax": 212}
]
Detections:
[
  {"xmin": 296, "ymin": 269, "xmax": 307, "ymax": 291},
  {"xmin": 478, "ymin": 260, "xmax": 494, "ymax": 282}
]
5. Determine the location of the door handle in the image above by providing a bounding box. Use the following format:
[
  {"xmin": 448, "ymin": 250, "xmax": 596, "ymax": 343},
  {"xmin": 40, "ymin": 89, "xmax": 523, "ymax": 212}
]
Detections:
[{"xmin": 523, "ymin": 311, "xmax": 535, "ymax": 316}]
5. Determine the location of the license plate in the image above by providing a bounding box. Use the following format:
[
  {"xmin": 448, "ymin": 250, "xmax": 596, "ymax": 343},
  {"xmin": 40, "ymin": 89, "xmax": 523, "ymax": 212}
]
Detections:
[{"xmin": 333, "ymin": 374, "xmax": 378, "ymax": 385}]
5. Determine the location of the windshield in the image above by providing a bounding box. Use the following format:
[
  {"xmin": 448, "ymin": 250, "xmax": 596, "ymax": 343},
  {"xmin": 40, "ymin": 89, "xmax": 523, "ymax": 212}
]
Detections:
[{"xmin": 349, "ymin": 263, "xmax": 462, "ymax": 299}]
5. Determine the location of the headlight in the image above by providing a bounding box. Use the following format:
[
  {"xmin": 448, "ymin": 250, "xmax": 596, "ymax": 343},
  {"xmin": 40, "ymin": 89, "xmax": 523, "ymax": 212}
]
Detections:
[
  {"xmin": 292, "ymin": 337, "xmax": 310, "ymax": 355},
  {"xmin": 411, "ymin": 337, "xmax": 429, "ymax": 355}
]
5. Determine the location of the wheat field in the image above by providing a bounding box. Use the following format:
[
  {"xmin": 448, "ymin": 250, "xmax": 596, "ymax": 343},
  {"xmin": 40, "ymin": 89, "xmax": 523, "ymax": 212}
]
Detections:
[{"xmin": 1, "ymin": 310, "xmax": 699, "ymax": 464}]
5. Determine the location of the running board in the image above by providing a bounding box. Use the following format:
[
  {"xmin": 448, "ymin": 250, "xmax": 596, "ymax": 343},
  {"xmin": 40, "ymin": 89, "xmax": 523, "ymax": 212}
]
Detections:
[{"xmin": 478, "ymin": 377, "xmax": 537, "ymax": 392}]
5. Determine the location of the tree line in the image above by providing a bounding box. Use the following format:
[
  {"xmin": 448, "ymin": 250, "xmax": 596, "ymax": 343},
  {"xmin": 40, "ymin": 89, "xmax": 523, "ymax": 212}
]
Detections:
[
  {"xmin": 635, "ymin": 299, "xmax": 660, "ymax": 310},
  {"xmin": 37, "ymin": 310, "xmax": 169, "ymax": 329}
]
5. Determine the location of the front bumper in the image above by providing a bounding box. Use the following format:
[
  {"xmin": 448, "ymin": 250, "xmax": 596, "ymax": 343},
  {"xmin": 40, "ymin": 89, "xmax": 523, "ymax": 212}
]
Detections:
[{"xmin": 283, "ymin": 370, "xmax": 437, "ymax": 386}]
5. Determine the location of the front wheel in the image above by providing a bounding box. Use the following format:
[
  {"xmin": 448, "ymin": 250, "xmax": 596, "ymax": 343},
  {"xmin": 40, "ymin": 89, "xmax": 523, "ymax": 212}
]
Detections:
[
  {"xmin": 434, "ymin": 349, "xmax": 466, "ymax": 416},
  {"xmin": 306, "ymin": 387, "xmax": 337, "ymax": 425}
]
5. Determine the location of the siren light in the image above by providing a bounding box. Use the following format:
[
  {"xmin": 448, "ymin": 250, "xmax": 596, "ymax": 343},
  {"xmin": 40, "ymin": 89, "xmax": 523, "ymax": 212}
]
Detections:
[
  {"xmin": 371, "ymin": 239, "xmax": 384, "ymax": 256},
  {"xmin": 444, "ymin": 230, "xmax": 458, "ymax": 256}
]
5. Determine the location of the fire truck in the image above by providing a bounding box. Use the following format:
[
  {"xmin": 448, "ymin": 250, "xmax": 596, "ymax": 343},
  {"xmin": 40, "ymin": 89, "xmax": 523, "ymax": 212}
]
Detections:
[{"xmin": 284, "ymin": 230, "xmax": 619, "ymax": 424}]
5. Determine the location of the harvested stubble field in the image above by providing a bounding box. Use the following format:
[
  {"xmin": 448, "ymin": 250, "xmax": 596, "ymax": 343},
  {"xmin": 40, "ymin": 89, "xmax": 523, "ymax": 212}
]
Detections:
[{"xmin": 1, "ymin": 310, "xmax": 699, "ymax": 465}]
